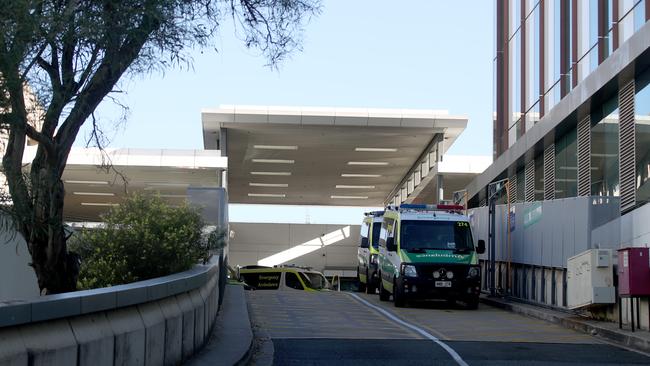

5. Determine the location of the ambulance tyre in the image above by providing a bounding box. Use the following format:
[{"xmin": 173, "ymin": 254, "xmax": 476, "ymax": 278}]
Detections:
[
  {"xmin": 366, "ymin": 270, "xmax": 376, "ymax": 294},
  {"xmin": 466, "ymin": 296, "xmax": 479, "ymax": 310},
  {"xmin": 393, "ymin": 278, "xmax": 406, "ymax": 308},
  {"xmin": 357, "ymin": 272, "xmax": 366, "ymax": 293},
  {"xmin": 379, "ymin": 277, "xmax": 390, "ymax": 301}
]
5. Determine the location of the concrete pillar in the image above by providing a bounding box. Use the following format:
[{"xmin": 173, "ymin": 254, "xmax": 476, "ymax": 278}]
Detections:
[{"xmin": 437, "ymin": 174, "xmax": 444, "ymax": 204}]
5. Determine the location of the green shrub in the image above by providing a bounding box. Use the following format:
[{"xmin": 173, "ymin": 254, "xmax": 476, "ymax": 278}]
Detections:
[{"xmin": 69, "ymin": 194, "xmax": 225, "ymax": 290}]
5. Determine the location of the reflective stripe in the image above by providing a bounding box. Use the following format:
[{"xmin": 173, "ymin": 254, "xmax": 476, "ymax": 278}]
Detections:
[{"xmin": 348, "ymin": 293, "xmax": 469, "ymax": 366}]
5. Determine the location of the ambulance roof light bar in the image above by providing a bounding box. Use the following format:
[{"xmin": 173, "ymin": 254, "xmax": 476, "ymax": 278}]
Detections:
[
  {"xmin": 397, "ymin": 203, "xmax": 464, "ymax": 212},
  {"xmin": 364, "ymin": 210, "xmax": 385, "ymax": 217}
]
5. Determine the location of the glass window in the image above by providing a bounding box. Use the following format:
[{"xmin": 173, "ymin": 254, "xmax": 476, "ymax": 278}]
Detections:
[
  {"xmin": 359, "ymin": 221, "xmax": 369, "ymax": 248},
  {"xmin": 555, "ymin": 127, "xmax": 578, "ymax": 198},
  {"xmin": 399, "ymin": 221, "xmax": 474, "ymax": 251},
  {"xmin": 285, "ymin": 272, "xmax": 304, "ymax": 290},
  {"xmin": 633, "ymin": 0, "xmax": 646, "ymax": 31},
  {"xmin": 371, "ymin": 221, "xmax": 381, "ymax": 249},
  {"xmin": 379, "ymin": 218, "xmax": 396, "ymax": 247},
  {"xmin": 526, "ymin": 4, "xmax": 541, "ymax": 111},
  {"xmin": 535, "ymin": 156, "xmax": 544, "ymax": 201},
  {"xmin": 619, "ymin": 0, "xmax": 646, "ymax": 45},
  {"xmin": 553, "ymin": 0, "xmax": 562, "ymax": 87},
  {"xmin": 589, "ymin": 0, "xmax": 599, "ymax": 70},
  {"xmin": 543, "ymin": 0, "xmax": 562, "ymax": 113},
  {"xmin": 636, "ymin": 66, "xmax": 650, "ymax": 205},
  {"xmin": 302, "ymin": 272, "xmax": 328, "ymax": 290},
  {"xmin": 510, "ymin": 29, "xmax": 522, "ymax": 134},
  {"xmin": 591, "ymin": 97, "xmax": 620, "ymax": 197},
  {"xmin": 510, "ymin": 0, "xmax": 522, "ymax": 36}
]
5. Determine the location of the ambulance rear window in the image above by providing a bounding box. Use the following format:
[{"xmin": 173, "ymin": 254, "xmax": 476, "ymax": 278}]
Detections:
[{"xmin": 371, "ymin": 223, "xmax": 381, "ymax": 248}]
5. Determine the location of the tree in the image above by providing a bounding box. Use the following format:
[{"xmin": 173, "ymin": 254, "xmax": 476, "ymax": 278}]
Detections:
[{"xmin": 0, "ymin": 0, "xmax": 320, "ymax": 294}]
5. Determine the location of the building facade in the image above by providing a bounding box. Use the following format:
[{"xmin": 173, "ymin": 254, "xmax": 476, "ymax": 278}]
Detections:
[{"xmin": 467, "ymin": 0, "xmax": 650, "ymax": 326}]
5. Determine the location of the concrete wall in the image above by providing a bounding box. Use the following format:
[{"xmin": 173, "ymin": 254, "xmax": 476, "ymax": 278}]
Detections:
[
  {"xmin": 0, "ymin": 260, "xmax": 221, "ymax": 366},
  {"xmin": 229, "ymin": 222, "xmax": 360, "ymax": 271},
  {"xmin": 0, "ymin": 230, "xmax": 39, "ymax": 301}
]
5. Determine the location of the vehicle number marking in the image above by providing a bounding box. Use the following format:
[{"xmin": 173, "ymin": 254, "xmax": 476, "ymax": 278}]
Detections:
[{"xmin": 435, "ymin": 281, "xmax": 452, "ymax": 288}]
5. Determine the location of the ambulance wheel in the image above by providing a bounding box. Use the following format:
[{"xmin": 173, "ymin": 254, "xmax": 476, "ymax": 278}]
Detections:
[
  {"xmin": 393, "ymin": 278, "xmax": 406, "ymax": 308},
  {"xmin": 465, "ymin": 296, "xmax": 479, "ymax": 310},
  {"xmin": 366, "ymin": 270, "xmax": 376, "ymax": 294},
  {"xmin": 379, "ymin": 278, "xmax": 390, "ymax": 301},
  {"xmin": 357, "ymin": 273, "xmax": 366, "ymax": 293}
]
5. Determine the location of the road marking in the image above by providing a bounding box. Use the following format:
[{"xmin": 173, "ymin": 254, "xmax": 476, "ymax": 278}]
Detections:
[{"xmin": 348, "ymin": 293, "xmax": 469, "ymax": 366}]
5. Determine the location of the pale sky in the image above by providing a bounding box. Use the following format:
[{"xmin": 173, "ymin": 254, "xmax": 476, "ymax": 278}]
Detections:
[{"xmin": 79, "ymin": 1, "xmax": 494, "ymax": 224}]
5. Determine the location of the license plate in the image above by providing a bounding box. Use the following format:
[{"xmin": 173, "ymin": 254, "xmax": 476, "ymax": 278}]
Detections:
[{"xmin": 435, "ymin": 281, "xmax": 452, "ymax": 288}]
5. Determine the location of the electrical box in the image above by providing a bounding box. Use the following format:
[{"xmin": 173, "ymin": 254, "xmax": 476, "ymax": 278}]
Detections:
[
  {"xmin": 567, "ymin": 249, "xmax": 616, "ymax": 309},
  {"xmin": 617, "ymin": 247, "xmax": 650, "ymax": 296}
]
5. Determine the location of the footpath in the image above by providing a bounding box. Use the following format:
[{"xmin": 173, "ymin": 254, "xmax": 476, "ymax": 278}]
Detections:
[
  {"xmin": 481, "ymin": 295, "xmax": 650, "ymax": 355},
  {"xmin": 187, "ymin": 284, "xmax": 253, "ymax": 366}
]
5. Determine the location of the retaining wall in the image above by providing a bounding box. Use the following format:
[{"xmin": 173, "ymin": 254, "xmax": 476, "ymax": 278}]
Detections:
[{"xmin": 0, "ymin": 255, "xmax": 223, "ymax": 366}]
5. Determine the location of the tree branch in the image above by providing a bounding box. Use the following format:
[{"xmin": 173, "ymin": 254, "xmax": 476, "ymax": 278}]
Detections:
[
  {"xmin": 20, "ymin": 43, "xmax": 48, "ymax": 80},
  {"xmin": 36, "ymin": 55, "xmax": 61, "ymax": 90},
  {"xmin": 24, "ymin": 124, "xmax": 55, "ymax": 156},
  {"xmin": 54, "ymin": 12, "xmax": 162, "ymax": 173}
]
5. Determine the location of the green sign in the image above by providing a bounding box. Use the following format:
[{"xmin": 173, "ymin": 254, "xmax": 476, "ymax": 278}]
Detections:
[{"xmin": 524, "ymin": 202, "xmax": 542, "ymax": 228}]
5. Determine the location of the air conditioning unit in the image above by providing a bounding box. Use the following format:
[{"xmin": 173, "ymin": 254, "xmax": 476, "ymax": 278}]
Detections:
[{"xmin": 567, "ymin": 249, "xmax": 616, "ymax": 309}]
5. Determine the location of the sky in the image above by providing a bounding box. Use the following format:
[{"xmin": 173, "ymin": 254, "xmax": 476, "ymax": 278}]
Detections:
[{"xmin": 80, "ymin": 1, "xmax": 494, "ymax": 224}]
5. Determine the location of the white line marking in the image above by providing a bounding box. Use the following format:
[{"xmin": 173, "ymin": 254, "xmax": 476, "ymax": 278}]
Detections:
[{"xmin": 348, "ymin": 293, "xmax": 469, "ymax": 366}]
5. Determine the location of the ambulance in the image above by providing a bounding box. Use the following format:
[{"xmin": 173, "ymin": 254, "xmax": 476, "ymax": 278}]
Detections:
[
  {"xmin": 238, "ymin": 265, "xmax": 330, "ymax": 291},
  {"xmin": 357, "ymin": 211, "xmax": 384, "ymax": 294},
  {"xmin": 377, "ymin": 204, "xmax": 485, "ymax": 308}
]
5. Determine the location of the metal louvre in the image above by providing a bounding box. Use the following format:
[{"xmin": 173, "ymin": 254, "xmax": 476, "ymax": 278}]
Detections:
[
  {"xmin": 508, "ymin": 173, "xmax": 517, "ymax": 204},
  {"xmin": 619, "ymin": 80, "xmax": 636, "ymax": 212},
  {"xmin": 577, "ymin": 115, "xmax": 591, "ymax": 196},
  {"xmin": 544, "ymin": 144, "xmax": 555, "ymax": 200},
  {"xmin": 525, "ymin": 160, "xmax": 535, "ymax": 202}
]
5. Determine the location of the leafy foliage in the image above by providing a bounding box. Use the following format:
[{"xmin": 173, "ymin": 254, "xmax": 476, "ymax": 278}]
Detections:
[
  {"xmin": 69, "ymin": 194, "xmax": 225, "ymax": 289},
  {"xmin": 0, "ymin": 0, "xmax": 319, "ymax": 294}
]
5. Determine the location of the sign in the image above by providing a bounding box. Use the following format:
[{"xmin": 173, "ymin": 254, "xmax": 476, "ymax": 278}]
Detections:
[
  {"xmin": 523, "ymin": 202, "xmax": 542, "ymax": 228},
  {"xmin": 509, "ymin": 207, "xmax": 515, "ymax": 232}
]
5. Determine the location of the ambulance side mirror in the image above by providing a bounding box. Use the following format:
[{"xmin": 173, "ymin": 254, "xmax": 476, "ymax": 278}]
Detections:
[
  {"xmin": 477, "ymin": 239, "xmax": 486, "ymax": 254},
  {"xmin": 360, "ymin": 237, "xmax": 369, "ymax": 248},
  {"xmin": 386, "ymin": 237, "xmax": 397, "ymax": 252}
]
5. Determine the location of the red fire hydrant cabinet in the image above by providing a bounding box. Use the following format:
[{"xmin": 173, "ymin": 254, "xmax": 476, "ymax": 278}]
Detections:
[{"xmin": 617, "ymin": 247, "xmax": 650, "ymax": 296}]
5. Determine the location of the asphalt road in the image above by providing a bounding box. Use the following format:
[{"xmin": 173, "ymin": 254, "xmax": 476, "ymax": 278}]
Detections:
[{"xmin": 246, "ymin": 290, "xmax": 650, "ymax": 365}]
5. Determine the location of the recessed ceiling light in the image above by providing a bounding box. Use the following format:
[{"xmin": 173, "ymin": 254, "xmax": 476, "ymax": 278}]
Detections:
[
  {"xmin": 80, "ymin": 202, "xmax": 119, "ymax": 207},
  {"xmin": 73, "ymin": 192, "xmax": 115, "ymax": 196},
  {"xmin": 248, "ymin": 193, "xmax": 286, "ymax": 198},
  {"xmin": 335, "ymin": 185, "xmax": 375, "ymax": 189},
  {"xmin": 347, "ymin": 161, "xmax": 389, "ymax": 166},
  {"xmin": 251, "ymin": 172, "xmax": 292, "ymax": 176},
  {"xmin": 253, "ymin": 145, "xmax": 298, "ymax": 150},
  {"xmin": 330, "ymin": 195, "xmax": 368, "ymax": 199},
  {"xmin": 249, "ymin": 183, "xmax": 289, "ymax": 187},
  {"xmin": 65, "ymin": 180, "xmax": 109, "ymax": 185},
  {"xmin": 341, "ymin": 174, "xmax": 381, "ymax": 178},
  {"xmin": 355, "ymin": 147, "xmax": 398, "ymax": 152},
  {"xmin": 252, "ymin": 159, "xmax": 295, "ymax": 164}
]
